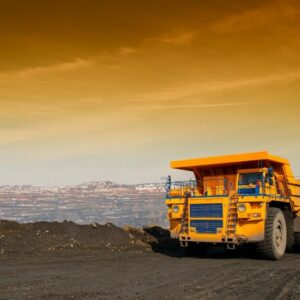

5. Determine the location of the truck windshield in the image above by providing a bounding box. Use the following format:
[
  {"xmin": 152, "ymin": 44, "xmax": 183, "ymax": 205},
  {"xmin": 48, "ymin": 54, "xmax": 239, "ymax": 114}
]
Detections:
[{"xmin": 239, "ymin": 172, "xmax": 263, "ymax": 185}]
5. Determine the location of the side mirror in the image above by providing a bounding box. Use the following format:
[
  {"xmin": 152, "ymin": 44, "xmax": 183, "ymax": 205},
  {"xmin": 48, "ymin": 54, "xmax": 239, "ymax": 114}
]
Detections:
[{"xmin": 165, "ymin": 175, "xmax": 171, "ymax": 193}]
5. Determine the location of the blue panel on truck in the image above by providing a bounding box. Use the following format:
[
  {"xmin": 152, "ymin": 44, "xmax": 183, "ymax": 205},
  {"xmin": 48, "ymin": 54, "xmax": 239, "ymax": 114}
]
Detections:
[
  {"xmin": 190, "ymin": 220, "xmax": 223, "ymax": 233},
  {"xmin": 238, "ymin": 187, "xmax": 257, "ymax": 195},
  {"xmin": 190, "ymin": 204, "xmax": 222, "ymax": 218}
]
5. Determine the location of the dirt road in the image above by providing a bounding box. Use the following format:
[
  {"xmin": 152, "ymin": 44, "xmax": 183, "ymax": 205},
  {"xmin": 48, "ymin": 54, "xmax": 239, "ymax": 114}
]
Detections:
[
  {"xmin": 0, "ymin": 221, "xmax": 299, "ymax": 299},
  {"xmin": 1, "ymin": 251, "xmax": 300, "ymax": 300}
]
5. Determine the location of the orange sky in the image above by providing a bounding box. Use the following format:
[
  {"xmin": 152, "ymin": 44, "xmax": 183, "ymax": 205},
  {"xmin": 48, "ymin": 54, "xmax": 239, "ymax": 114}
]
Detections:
[{"xmin": 1, "ymin": 0, "xmax": 300, "ymax": 185}]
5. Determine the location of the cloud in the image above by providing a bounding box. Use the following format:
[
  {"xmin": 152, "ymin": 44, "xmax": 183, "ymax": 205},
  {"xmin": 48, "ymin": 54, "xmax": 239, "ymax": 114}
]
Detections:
[
  {"xmin": 118, "ymin": 46, "xmax": 138, "ymax": 55},
  {"xmin": 0, "ymin": 29, "xmax": 193, "ymax": 81},
  {"xmin": 0, "ymin": 58, "xmax": 93, "ymax": 79},
  {"xmin": 129, "ymin": 68, "xmax": 300, "ymax": 104},
  {"xmin": 124, "ymin": 102, "xmax": 251, "ymax": 112},
  {"xmin": 154, "ymin": 102, "xmax": 251, "ymax": 109},
  {"xmin": 212, "ymin": 0, "xmax": 299, "ymax": 34},
  {"xmin": 149, "ymin": 31, "xmax": 195, "ymax": 45}
]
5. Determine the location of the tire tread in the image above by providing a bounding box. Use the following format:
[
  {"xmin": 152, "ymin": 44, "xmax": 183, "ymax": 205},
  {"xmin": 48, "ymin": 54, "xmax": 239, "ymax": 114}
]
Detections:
[{"xmin": 256, "ymin": 207, "xmax": 286, "ymax": 260}]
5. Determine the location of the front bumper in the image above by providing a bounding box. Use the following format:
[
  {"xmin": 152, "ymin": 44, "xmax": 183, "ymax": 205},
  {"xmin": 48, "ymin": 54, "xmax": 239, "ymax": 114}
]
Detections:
[{"xmin": 167, "ymin": 197, "xmax": 266, "ymax": 244}]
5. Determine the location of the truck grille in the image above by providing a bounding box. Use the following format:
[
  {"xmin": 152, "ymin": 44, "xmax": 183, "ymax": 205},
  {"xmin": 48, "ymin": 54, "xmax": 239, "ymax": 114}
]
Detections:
[
  {"xmin": 190, "ymin": 204, "xmax": 223, "ymax": 218},
  {"xmin": 190, "ymin": 220, "xmax": 223, "ymax": 234}
]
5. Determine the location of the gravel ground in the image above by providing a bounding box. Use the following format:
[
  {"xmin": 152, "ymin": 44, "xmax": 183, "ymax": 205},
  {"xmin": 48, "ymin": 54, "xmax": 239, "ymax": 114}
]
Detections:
[{"xmin": 0, "ymin": 221, "xmax": 300, "ymax": 300}]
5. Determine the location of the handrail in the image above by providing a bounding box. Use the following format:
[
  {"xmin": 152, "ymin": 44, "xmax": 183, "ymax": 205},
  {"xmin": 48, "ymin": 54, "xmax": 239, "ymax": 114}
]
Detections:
[{"xmin": 166, "ymin": 178, "xmax": 229, "ymax": 198}]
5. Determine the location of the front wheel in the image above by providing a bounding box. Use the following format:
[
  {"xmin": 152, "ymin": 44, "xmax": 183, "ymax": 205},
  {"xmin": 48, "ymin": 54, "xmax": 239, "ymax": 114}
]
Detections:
[{"xmin": 256, "ymin": 207, "xmax": 287, "ymax": 260}]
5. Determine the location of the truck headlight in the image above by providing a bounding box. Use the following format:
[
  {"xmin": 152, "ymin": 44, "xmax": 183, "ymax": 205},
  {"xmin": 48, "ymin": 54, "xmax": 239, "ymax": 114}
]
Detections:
[
  {"xmin": 252, "ymin": 213, "xmax": 261, "ymax": 218},
  {"xmin": 238, "ymin": 204, "xmax": 246, "ymax": 212},
  {"xmin": 172, "ymin": 205, "xmax": 179, "ymax": 213}
]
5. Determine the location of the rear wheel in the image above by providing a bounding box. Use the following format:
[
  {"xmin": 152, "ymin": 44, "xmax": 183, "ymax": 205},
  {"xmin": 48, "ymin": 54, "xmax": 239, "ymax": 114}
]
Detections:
[
  {"xmin": 256, "ymin": 207, "xmax": 287, "ymax": 260},
  {"xmin": 283, "ymin": 209, "xmax": 294, "ymax": 252}
]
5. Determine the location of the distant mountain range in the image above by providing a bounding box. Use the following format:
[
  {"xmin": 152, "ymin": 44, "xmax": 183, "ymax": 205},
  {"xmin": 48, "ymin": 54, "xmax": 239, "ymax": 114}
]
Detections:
[
  {"xmin": 0, "ymin": 180, "xmax": 165, "ymax": 193},
  {"xmin": 0, "ymin": 181, "xmax": 167, "ymax": 228}
]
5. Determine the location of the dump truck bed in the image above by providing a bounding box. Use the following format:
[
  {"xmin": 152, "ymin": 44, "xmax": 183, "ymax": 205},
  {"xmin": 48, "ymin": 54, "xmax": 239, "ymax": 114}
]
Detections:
[{"xmin": 171, "ymin": 151, "xmax": 290, "ymax": 170}]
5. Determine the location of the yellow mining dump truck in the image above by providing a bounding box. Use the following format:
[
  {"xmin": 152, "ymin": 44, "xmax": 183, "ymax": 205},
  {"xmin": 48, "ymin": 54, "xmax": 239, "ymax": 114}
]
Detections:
[{"xmin": 165, "ymin": 151, "xmax": 300, "ymax": 260}]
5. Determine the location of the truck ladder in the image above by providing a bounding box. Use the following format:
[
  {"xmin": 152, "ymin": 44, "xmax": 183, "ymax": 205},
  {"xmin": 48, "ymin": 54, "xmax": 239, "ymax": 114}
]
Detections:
[
  {"xmin": 226, "ymin": 195, "xmax": 238, "ymax": 248},
  {"xmin": 179, "ymin": 192, "xmax": 190, "ymax": 238}
]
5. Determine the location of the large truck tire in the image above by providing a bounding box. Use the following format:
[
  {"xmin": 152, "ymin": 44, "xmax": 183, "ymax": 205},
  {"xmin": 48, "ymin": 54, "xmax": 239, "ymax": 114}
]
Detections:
[
  {"xmin": 295, "ymin": 233, "xmax": 300, "ymax": 252},
  {"xmin": 256, "ymin": 207, "xmax": 287, "ymax": 260},
  {"xmin": 283, "ymin": 209, "xmax": 294, "ymax": 252}
]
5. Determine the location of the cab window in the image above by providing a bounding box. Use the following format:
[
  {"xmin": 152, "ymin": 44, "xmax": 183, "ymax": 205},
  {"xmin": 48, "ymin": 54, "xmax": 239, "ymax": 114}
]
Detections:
[{"xmin": 239, "ymin": 172, "xmax": 262, "ymax": 185}]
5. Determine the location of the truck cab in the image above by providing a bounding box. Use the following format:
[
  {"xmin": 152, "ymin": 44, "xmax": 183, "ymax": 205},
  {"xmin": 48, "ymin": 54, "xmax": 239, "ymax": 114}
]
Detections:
[{"xmin": 165, "ymin": 151, "xmax": 300, "ymax": 260}]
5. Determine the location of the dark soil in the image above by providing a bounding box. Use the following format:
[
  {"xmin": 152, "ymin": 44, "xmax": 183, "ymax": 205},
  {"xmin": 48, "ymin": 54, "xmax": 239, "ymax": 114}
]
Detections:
[
  {"xmin": 1, "ymin": 220, "xmax": 300, "ymax": 299},
  {"xmin": 0, "ymin": 220, "xmax": 149, "ymax": 255}
]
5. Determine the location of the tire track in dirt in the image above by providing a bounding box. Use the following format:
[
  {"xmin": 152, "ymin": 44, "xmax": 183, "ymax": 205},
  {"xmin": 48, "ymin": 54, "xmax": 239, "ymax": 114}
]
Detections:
[
  {"xmin": 183, "ymin": 268, "xmax": 269, "ymax": 299},
  {"xmin": 180, "ymin": 256, "xmax": 300, "ymax": 300},
  {"xmin": 266, "ymin": 271, "xmax": 300, "ymax": 300},
  {"xmin": 220, "ymin": 269, "xmax": 298, "ymax": 300},
  {"xmin": 160, "ymin": 259, "xmax": 248, "ymax": 298},
  {"xmin": 281, "ymin": 254, "xmax": 300, "ymax": 261}
]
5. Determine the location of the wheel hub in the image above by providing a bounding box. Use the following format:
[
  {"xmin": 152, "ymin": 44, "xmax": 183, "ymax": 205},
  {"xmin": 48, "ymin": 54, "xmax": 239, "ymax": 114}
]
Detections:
[{"xmin": 275, "ymin": 223, "xmax": 283, "ymax": 247}]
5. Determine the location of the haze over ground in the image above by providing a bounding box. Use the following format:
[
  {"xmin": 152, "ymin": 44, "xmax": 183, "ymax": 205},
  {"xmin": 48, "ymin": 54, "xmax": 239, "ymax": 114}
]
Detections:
[{"xmin": 1, "ymin": 0, "xmax": 300, "ymax": 185}]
